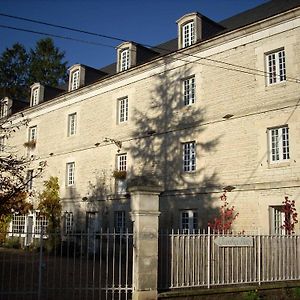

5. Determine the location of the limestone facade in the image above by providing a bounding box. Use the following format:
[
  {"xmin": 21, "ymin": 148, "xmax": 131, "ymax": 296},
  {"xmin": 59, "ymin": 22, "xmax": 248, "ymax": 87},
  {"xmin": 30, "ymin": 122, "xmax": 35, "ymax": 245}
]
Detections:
[{"xmin": 3, "ymin": 4, "xmax": 300, "ymax": 234}]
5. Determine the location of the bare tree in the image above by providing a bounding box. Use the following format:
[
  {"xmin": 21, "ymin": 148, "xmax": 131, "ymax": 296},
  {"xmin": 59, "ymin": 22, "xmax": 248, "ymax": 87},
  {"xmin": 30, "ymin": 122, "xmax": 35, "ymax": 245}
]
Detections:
[{"xmin": 0, "ymin": 114, "xmax": 46, "ymax": 218}]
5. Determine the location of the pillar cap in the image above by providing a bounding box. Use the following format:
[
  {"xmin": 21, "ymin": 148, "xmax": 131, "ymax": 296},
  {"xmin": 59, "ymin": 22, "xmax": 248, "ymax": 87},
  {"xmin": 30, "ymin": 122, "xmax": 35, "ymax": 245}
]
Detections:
[{"xmin": 128, "ymin": 185, "xmax": 164, "ymax": 194}]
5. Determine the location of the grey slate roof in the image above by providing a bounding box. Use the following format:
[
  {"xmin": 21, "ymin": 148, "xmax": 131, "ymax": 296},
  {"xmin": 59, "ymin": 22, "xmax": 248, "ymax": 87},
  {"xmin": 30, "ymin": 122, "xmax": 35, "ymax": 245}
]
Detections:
[
  {"xmin": 220, "ymin": 0, "xmax": 300, "ymax": 30},
  {"xmin": 99, "ymin": 0, "xmax": 300, "ymax": 76}
]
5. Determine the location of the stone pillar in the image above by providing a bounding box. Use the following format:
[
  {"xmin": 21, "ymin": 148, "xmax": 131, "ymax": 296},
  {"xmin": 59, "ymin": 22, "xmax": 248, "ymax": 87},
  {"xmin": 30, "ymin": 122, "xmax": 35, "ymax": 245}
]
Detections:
[{"xmin": 129, "ymin": 185, "xmax": 163, "ymax": 300}]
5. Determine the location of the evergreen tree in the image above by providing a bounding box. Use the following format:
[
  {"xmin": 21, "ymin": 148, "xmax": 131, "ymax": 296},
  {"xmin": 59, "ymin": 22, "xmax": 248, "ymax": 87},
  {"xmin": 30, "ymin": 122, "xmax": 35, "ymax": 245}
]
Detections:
[
  {"xmin": 0, "ymin": 38, "xmax": 68, "ymax": 101},
  {"xmin": 0, "ymin": 43, "xmax": 29, "ymax": 100},
  {"xmin": 29, "ymin": 38, "xmax": 67, "ymax": 87}
]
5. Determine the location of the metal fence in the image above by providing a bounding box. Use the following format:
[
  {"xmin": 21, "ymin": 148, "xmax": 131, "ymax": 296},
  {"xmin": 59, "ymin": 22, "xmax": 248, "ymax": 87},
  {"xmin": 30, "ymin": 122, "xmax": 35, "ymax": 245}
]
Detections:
[
  {"xmin": 158, "ymin": 229, "xmax": 300, "ymax": 290},
  {"xmin": 0, "ymin": 229, "xmax": 133, "ymax": 300}
]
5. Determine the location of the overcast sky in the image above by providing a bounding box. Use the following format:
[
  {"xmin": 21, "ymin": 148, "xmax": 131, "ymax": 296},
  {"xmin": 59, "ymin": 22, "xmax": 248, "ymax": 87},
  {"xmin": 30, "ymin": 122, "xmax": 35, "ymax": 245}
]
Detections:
[{"xmin": 0, "ymin": 0, "xmax": 267, "ymax": 69}]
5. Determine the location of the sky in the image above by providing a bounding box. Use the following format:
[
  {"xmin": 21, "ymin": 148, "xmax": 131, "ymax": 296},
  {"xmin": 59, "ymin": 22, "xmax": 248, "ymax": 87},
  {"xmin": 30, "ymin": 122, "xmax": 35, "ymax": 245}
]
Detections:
[{"xmin": 0, "ymin": 0, "xmax": 268, "ymax": 70}]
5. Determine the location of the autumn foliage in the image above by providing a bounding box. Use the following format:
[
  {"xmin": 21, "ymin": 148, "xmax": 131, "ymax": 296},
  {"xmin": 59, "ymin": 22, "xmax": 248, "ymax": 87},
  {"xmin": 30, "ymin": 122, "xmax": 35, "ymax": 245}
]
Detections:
[
  {"xmin": 208, "ymin": 191, "xmax": 239, "ymax": 233},
  {"xmin": 38, "ymin": 176, "xmax": 61, "ymax": 233},
  {"xmin": 281, "ymin": 196, "xmax": 298, "ymax": 234}
]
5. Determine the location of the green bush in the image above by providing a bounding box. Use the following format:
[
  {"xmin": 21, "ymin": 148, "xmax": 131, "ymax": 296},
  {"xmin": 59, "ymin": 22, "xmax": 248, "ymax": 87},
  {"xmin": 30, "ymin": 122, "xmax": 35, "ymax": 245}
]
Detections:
[
  {"xmin": 244, "ymin": 290, "xmax": 260, "ymax": 300},
  {"xmin": 293, "ymin": 287, "xmax": 300, "ymax": 299},
  {"xmin": 3, "ymin": 237, "xmax": 22, "ymax": 249}
]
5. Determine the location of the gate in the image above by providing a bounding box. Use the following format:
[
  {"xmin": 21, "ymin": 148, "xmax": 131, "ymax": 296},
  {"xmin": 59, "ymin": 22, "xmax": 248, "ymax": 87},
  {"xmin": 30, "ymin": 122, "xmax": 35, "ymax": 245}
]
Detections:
[{"xmin": 0, "ymin": 229, "xmax": 133, "ymax": 300}]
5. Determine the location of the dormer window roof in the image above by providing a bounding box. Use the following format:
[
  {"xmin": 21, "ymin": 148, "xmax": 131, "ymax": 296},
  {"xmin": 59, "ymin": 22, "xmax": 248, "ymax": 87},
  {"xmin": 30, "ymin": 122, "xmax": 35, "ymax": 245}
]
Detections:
[
  {"xmin": 68, "ymin": 64, "xmax": 107, "ymax": 92},
  {"xmin": 116, "ymin": 42, "xmax": 137, "ymax": 73},
  {"xmin": 177, "ymin": 12, "xmax": 224, "ymax": 50},
  {"xmin": 68, "ymin": 65, "xmax": 84, "ymax": 92},
  {"xmin": 177, "ymin": 13, "xmax": 201, "ymax": 50},
  {"xmin": 30, "ymin": 83, "xmax": 45, "ymax": 107}
]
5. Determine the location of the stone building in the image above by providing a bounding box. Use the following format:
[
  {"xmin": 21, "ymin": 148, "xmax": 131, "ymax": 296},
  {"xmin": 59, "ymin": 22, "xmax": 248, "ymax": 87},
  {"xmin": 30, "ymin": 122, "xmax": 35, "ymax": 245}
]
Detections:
[{"xmin": 1, "ymin": 0, "xmax": 300, "ymax": 237}]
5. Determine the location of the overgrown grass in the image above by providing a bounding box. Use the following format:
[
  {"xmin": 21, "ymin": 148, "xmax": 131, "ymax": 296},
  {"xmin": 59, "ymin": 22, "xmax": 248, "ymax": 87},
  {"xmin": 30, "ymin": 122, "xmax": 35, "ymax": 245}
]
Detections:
[{"xmin": 243, "ymin": 290, "xmax": 260, "ymax": 300}]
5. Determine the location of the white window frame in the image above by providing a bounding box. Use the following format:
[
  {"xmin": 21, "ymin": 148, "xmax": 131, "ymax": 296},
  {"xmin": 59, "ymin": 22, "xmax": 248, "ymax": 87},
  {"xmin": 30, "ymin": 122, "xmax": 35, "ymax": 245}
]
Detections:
[
  {"xmin": 0, "ymin": 101, "xmax": 8, "ymax": 118},
  {"xmin": 266, "ymin": 49, "xmax": 286, "ymax": 85},
  {"xmin": 183, "ymin": 76, "xmax": 195, "ymax": 105},
  {"xmin": 66, "ymin": 162, "xmax": 75, "ymax": 186},
  {"xmin": 11, "ymin": 215, "xmax": 26, "ymax": 233},
  {"xmin": 64, "ymin": 212, "xmax": 74, "ymax": 235},
  {"xmin": 118, "ymin": 97, "xmax": 128, "ymax": 123},
  {"xmin": 180, "ymin": 210, "xmax": 198, "ymax": 232},
  {"xmin": 35, "ymin": 215, "xmax": 48, "ymax": 234},
  {"xmin": 31, "ymin": 87, "xmax": 39, "ymax": 106},
  {"xmin": 28, "ymin": 126, "xmax": 37, "ymax": 142},
  {"xmin": 183, "ymin": 141, "xmax": 196, "ymax": 172},
  {"xmin": 270, "ymin": 206, "xmax": 286, "ymax": 235},
  {"xmin": 117, "ymin": 153, "xmax": 127, "ymax": 171},
  {"xmin": 182, "ymin": 21, "xmax": 195, "ymax": 48},
  {"xmin": 120, "ymin": 48, "xmax": 130, "ymax": 71},
  {"xmin": 68, "ymin": 113, "xmax": 77, "ymax": 136},
  {"xmin": 268, "ymin": 126, "xmax": 290, "ymax": 163},
  {"xmin": 71, "ymin": 69, "xmax": 80, "ymax": 91},
  {"xmin": 114, "ymin": 211, "xmax": 126, "ymax": 233}
]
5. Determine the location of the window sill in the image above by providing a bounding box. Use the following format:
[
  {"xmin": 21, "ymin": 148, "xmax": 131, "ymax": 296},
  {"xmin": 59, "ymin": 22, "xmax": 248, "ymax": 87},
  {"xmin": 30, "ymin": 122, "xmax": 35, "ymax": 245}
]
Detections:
[
  {"xmin": 182, "ymin": 170, "xmax": 197, "ymax": 175},
  {"xmin": 182, "ymin": 103, "xmax": 196, "ymax": 110},
  {"xmin": 117, "ymin": 121, "xmax": 128, "ymax": 126},
  {"xmin": 265, "ymin": 81, "xmax": 287, "ymax": 90},
  {"xmin": 268, "ymin": 160, "xmax": 290, "ymax": 168}
]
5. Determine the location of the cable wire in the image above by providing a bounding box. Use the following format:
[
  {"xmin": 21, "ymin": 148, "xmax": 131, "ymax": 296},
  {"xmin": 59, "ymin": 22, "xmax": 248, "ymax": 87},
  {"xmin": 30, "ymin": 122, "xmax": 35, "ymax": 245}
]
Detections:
[
  {"xmin": 1, "ymin": 12, "xmax": 300, "ymax": 83},
  {"xmin": 0, "ymin": 24, "xmax": 116, "ymax": 48}
]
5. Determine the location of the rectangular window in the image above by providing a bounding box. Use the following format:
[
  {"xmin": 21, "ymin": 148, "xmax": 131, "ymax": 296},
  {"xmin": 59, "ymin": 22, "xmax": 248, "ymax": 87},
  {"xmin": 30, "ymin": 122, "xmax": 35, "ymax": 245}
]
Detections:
[
  {"xmin": 0, "ymin": 136, "xmax": 5, "ymax": 152},
  {"xmin": 180, "ymin": 210, "xmax": 198, "ymax": 232},
  {"xmin": 117, "ymin": 153, "xmax": 127, "ymax": 171},
  {"xmin": 114, "ymin": 211, "xmax": 126, "ymax": 233},
  {"xmin": 71, "ymin": 70, "xmax": 80, "ymax": 91},
  {"xmin": 120, "ymin": 49, "xmax": 130, "ymax": 71},
  {"xmin": 68, "ymin": 113, "xmax": 77, "ymax": 136},
  {"xmin": 182, "ymin": 21, "xmax": 195, "ymax": 48},
  {"xmin": 118, "ymin": 97, "xmax": 128, "ymax": 123},
  {"xmin": 266, "ymin": 49, "xmax": 286, "ymax": 85},
  {"xmin": 35, "ymin": 216, "xmax": 48, "ymax": 234},
  {"xmin": 0, "ymin": 102, "xmax": 8, "ymax": 118},
  {"xmin": 270, "ymin": 206, "xmax": 285, "ymax": 235},
  {"xmin": 11, "ymin": 215, "xmax": 26, "ymax": 233},
  {"xmin": 64, "ymin": 212, "xmax": 74, "ymax": 234},
  {"xmin": 183, "ymin": 141, "xmax": 196, "ymax": 172},
  {"xmin": 66, "ymin": 162, "xmax": 75, "ymax": 186},
  {"xmin": 26, "ymin": 170, "xmax": 34, "ymax": 191},
  {"xmin": 183, "ymin": 76, "xmax": 195, "ymax": 105},
  {"xmin": 31, "ymin": 88, "xmax": 39, "ymax": 106},
  {"xmin": 28, "ymin": 126, "xmax": 37, "ymax": 142},
  {"xmin": 268, "ymin": 126, "xmax": 289, "ymax": 163}
]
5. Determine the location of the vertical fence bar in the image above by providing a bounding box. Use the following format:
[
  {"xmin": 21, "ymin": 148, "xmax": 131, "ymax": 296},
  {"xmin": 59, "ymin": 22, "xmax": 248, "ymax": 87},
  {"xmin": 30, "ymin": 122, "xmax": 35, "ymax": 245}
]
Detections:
[
  {"xmin": 37, "ymin": 227, "xmax": 43, "ymax": 300},
  {"xmin": 258, "ymin": 231, "xmax": 261, "ymax": 285},
  {"xmin": 207, "ymin": 227, "xmax": 211, "ymax": 289}
]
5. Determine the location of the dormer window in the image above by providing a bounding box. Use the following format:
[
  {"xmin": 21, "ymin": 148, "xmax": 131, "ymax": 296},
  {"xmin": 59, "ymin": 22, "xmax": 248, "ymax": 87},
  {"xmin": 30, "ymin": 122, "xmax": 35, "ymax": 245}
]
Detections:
[
  {"xmin": 68, "ymin": 65, "xmax": 85, "ymax": 92},
  {"xmin": 120, "ymin": 49, "xmax": 130, "ymax": 71},
  {"xmin": 116, "ymin": 42, "xmax": 137, "ymax": 73},
  {"xmin": 0, "ymin": 97, "xmax": 12, "ymax": 118},
  {"xmin": 30, "ymin": 83, "xmax": 44, "ymax": 107},
  {"xmin": 182, "ymin": 21, "xmax": 195, "ymax": 48},
  {"xmin": 0, "ymin": 101, "xmax": 8, "ymax": 118},
  {"xmin": 32, "ymin": 88, "xmax": 39, "ymax": 106},
  {"xmin": 177, "ymin": 13, "xmax": 202, "ymax": 50},
  {"xmin": 71, "ymin": 69, "xmax": 80, "ymax": 91}
]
